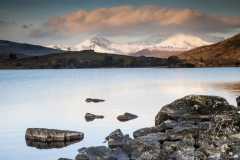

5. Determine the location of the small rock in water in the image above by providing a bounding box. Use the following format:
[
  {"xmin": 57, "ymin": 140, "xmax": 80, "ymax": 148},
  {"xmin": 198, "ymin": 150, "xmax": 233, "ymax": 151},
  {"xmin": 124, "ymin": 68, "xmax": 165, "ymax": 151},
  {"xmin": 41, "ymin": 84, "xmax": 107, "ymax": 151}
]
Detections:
[
  {"xmin": 85, "ymin": 98, "xmax": 105, "ymax": 103},
  {"xmin": 25, "ymin": 128, "xmax": 84, "ymax": 143},
  {"xmin": 237, "ymin": 96, "xmax": 240, "ymax": 107},
  {"xmin": 85, "ymin": 113, "xmax": 104, "ymax": 122},
  {"xmin": 117, "ymin": 112, "xmax": 138, "ymax": 122}
]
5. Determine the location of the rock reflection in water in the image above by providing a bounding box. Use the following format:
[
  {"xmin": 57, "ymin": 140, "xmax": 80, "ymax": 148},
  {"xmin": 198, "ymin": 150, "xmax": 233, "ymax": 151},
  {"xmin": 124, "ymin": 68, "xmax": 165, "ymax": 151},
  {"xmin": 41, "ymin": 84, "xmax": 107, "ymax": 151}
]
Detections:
[{"xmin": 26, "ymin": 139, "xmax": 80, "ymax": 149}]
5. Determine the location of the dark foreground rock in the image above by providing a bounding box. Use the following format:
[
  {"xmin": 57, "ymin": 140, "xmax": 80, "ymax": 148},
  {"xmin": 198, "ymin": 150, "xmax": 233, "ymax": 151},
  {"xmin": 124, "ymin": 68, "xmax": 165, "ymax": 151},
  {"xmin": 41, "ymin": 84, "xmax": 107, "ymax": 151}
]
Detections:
[
  {"xmin": 85, "ymin": 113, "xmax": 104, "ymax": 122},
  {"xmin": 237, "ymin": 96, "xmax": 240, "ymax": 107},
  {"xmin": 63, "ymin": 95, "xmax": 240, "ymax": 160},
  {"xmin": 85, "ymin": 98, "xmax": 105, "ymax": 103},
  {"xmin": 117, "ymin": 112, "xmax": 138, "ymax": 122},
  {"xmin": 25, "ymin": 128, "xmax": 84, "ymax": 143}
]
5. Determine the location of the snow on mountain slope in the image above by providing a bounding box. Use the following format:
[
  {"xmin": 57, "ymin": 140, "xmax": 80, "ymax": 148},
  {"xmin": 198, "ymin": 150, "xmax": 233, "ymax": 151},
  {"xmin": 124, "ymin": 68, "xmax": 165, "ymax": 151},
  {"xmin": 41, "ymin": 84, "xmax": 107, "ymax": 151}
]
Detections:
[
  {"xmin": 48, "ymin": 34, "xmax": 212, "ymax": 55},
  {"xmin": 154, "ymin": 34, "xmax": 211, "ymax": 51},
  {"xmin": 74, "ymin": 37, "xmax": 150, "ymax": 54}
]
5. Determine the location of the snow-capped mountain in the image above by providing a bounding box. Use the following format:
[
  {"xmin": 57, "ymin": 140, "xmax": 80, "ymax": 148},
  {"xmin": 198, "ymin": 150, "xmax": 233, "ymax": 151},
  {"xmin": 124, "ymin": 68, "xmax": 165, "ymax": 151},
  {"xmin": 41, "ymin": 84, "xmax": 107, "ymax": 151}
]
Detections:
[
  {"xmin": 153, "ymin": 34, "xmax": 211, "ymax": 51},
  {"xmin": 74, "ymin": 37, "xmax": 150, "ymax": 54},
  {"xmin": 48, "ymin": 34, "xmax": 212, "ymax": 57}
]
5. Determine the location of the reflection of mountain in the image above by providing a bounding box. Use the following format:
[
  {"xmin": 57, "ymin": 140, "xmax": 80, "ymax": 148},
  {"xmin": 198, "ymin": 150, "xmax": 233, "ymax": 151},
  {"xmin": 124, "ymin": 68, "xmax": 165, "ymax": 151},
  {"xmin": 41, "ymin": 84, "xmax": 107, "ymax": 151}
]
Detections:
[
  {"xmin": 49, "ymin": 34, "xmax": 211, "ymax": 58},
  {"xmin": 179, "ymin": 33, "xmax": 240, "ymax": 67},
  {"xmin": 26, "ymin": 139, "xmax": 80, "ymax": 149}
]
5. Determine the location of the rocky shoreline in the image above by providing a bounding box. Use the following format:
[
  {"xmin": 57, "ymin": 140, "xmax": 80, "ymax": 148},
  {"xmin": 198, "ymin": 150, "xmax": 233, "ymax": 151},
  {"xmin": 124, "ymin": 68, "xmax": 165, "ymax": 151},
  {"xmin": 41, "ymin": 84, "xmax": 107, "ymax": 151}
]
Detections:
[{"xmin": 28, "ymin": 95, "xmax": 240, "ymax": 160}]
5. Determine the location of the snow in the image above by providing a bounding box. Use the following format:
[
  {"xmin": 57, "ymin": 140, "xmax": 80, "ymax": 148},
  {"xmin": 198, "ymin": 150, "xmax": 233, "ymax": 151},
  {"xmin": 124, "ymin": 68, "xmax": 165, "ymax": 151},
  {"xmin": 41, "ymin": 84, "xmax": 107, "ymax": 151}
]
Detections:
[{"xmin": 48, "ymin": 34, "xmax": 212, "ymax": 54}]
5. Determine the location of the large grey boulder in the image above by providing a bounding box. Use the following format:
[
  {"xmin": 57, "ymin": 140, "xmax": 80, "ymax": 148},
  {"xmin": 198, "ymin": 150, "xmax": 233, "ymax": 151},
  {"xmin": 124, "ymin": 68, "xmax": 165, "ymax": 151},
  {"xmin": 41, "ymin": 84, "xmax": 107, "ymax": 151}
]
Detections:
[
  {"xmin": 25, "ymin": 128, "xmax": 84, "ymax": 143},
  {"xmin": 155, "ymin": 95, "xmax": 235, "ymax": 126}
]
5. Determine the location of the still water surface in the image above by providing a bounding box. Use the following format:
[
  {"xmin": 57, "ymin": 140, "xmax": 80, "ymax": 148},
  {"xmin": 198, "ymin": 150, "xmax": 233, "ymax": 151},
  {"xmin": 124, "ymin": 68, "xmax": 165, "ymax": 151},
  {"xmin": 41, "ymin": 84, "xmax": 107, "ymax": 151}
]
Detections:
[{"xmin": 0, "ymin": 68, "xmax": 240, "ymax": 159}]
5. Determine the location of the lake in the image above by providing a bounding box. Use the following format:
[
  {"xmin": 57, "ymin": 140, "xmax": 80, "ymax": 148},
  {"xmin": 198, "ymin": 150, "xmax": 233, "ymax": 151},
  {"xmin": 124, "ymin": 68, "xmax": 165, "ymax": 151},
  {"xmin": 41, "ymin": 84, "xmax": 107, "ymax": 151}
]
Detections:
[{"xmin": 0, "ymin": 68, "xmax": 240, "ymax": 160}]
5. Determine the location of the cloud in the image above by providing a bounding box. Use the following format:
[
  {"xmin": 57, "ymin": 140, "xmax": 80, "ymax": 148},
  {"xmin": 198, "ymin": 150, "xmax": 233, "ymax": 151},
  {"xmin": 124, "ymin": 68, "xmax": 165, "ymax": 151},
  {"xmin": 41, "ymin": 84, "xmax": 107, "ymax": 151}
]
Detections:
[{"xmin": 32, "ymin": 5, "xmax": 240, "ymax": 38}]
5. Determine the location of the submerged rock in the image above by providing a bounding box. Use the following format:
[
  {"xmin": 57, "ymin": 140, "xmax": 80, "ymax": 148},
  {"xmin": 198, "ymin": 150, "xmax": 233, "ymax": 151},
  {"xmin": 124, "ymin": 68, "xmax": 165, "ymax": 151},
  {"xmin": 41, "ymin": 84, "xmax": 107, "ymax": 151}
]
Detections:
[
  {"xmin": 85, "ymin": 98, "xmax": 105, "ymax": 103},
  {"xmin": 85, "ymin": 113, "xmax": 104, "ymax": 122},
  {"xmin": 25, "ymin": 128, "xmax": 84, "ymax": 143},
  {"xmin": 117, "ymin": 112, "xmax": 138, "ymax": 122}
]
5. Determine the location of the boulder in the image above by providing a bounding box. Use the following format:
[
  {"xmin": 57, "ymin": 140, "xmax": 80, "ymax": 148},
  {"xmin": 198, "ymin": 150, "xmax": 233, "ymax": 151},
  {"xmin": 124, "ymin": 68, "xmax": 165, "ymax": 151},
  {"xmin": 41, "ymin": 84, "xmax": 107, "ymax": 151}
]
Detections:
[
  {"xmin": 76, "ymin": 146, "xmax": 129, "ymax": 160},
  {"xmin": 84, "ymin": 113, "xmax": 104, "ymax": 122},
  {"xmin": 85, "ymin": 98, "xmax": 105, "ymax": 103},
  {"xmin": 155, "ymin": 95, "xmax": 235, "ymax": 126},
  {"xmin": 117, "ymin": 112, "xmax": 138, "ymax": 122},
  {"xmin": 25, "ymin": 128, "xmax": 84, "ymax": 143},
  {"xmin": 105, "ymin": 129, "xmax": 132, "ymax": 149}
]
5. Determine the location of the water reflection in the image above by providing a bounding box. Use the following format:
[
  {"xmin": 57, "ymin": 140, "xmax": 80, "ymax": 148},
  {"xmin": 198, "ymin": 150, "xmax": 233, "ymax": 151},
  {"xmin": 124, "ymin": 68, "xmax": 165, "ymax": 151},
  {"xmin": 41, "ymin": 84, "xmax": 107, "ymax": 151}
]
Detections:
[
  {"xmin": 0, "ymin": 68, "xmax": 240, "ymax": 160},
  {"xmin": 26, "ymin": 140, "xmax": 80, "ymax": 149}
]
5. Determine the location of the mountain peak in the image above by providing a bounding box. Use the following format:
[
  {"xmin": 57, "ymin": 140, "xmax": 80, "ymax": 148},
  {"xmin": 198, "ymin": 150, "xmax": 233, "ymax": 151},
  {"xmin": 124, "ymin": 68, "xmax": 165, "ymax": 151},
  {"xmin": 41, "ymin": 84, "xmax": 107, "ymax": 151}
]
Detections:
[{"xmin": 158, "ymin": 34, "xmax": 211, "ymax": 50}]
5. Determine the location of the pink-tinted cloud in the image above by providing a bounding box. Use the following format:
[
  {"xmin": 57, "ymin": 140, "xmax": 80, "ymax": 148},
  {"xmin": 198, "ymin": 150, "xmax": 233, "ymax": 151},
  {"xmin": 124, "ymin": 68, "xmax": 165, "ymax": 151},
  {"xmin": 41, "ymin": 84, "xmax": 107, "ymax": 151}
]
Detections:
[{"xmin": 33, "ymin": 5, "xmax": 240, "ymax": 37}]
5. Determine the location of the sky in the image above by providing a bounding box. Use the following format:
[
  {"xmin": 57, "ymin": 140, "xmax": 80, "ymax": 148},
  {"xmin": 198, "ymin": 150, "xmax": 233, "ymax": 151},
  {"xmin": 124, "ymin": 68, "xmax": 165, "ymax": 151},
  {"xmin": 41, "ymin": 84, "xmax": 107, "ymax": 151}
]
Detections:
[{"xmin": 1, "ymin": 0, "xmax": 240, "ymax": 45}]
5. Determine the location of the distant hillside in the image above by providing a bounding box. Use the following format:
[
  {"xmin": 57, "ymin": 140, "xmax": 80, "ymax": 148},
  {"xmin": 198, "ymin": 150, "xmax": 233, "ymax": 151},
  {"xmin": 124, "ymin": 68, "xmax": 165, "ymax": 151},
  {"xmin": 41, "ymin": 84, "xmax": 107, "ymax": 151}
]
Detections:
[
  {"xmin": 0, "ymin": 40, "xmax": 61, "ymax": 58},
  {"xmin": 179, "ymin": 33, "xmax": 240, "ymax": 67},
  {"xmin": 0, "ymin": 50, "xmax": 194, "ymax": 69},
  {"xmin": 131, "ymin": 49, "xmax": 183, "ymax": 58}
]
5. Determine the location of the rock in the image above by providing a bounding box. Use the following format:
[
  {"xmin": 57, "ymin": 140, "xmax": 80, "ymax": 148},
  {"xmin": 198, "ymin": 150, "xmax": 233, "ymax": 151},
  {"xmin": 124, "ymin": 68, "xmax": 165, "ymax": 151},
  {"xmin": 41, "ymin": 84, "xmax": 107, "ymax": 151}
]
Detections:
[
  {"xmin": 117, "ymin": 113, "xmax": 138, "ymax": 122},
  {"xmin": 85, "ymin": 98, "xmax": 105, "ymax": 103},
  {"xmin": 155, "ymin": 95, "xmax": 234, "ymax": 126},
  {"xmin": 105, "ymin": 129, "xmax": 132, "ymax": 149},
  {"xmin": 76, "ymin": 146, "xmax": 129, "ymax": 160},
  {"xmin": 133, "ymin": 126, "xmax": 163, "ymax": 138},
  {"xmin": 58, "ymin": 158, "xmax": 72, "ymax": 160},
  {"xmin": 71, "ymin": 95, "xmax": 240, "ymax": 160},
  {"xmin": 85, "ymin": 113, "xmax": 104, "ymax": 122},
  {"xmin": 237, "ymin": 96, "xmax": 240, "ymax": 107},
  {"xmin": 76, "ymin": 146, "xmax": 111, "ymax": 160},
  {"xmin": 25, "ymin": 128, "xmax": 84, "ymax": 143}
]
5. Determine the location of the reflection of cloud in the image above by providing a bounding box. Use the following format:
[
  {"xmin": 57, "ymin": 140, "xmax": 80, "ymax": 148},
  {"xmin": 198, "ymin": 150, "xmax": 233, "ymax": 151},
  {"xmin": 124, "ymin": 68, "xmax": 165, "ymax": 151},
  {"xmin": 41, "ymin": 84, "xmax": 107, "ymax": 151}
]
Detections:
[{"xmin": 32, "ymin": 5, "xmax": 240, "ymax": 38}]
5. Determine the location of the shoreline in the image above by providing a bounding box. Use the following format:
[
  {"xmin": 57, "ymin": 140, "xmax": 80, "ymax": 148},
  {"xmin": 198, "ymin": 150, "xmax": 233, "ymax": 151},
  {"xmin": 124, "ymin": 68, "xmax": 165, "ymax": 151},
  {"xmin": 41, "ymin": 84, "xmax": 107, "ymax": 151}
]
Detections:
[{"xmin": 56, "ymin": 95, "xmax": 240, "ymax": 160}]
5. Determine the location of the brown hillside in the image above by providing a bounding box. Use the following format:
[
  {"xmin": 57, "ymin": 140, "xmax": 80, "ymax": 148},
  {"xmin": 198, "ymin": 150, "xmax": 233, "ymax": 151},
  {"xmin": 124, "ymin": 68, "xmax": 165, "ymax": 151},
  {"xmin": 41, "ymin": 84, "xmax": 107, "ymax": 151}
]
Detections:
[{"xmin": 179, "ymin": 33, "xmax": 240, "ymax": 67}]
